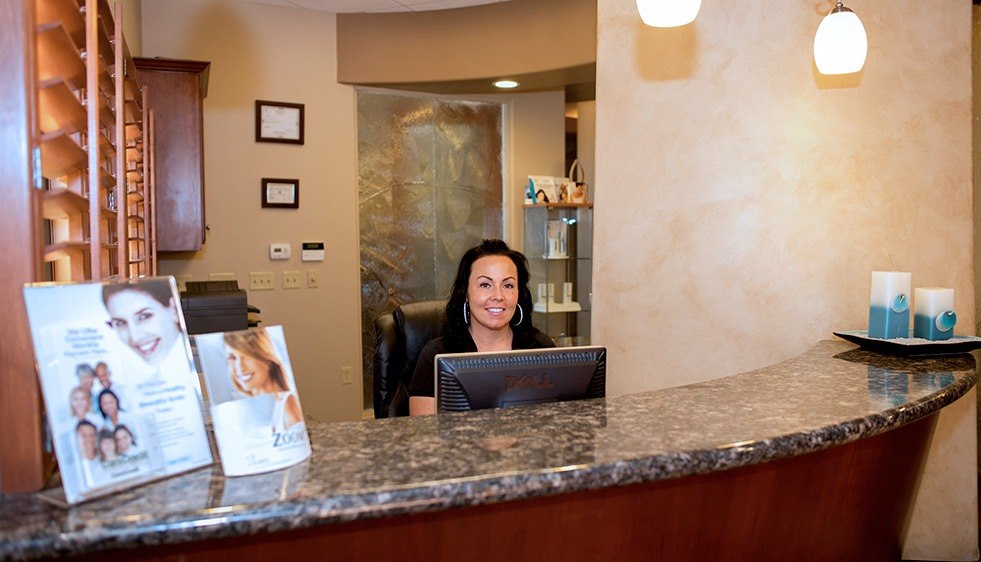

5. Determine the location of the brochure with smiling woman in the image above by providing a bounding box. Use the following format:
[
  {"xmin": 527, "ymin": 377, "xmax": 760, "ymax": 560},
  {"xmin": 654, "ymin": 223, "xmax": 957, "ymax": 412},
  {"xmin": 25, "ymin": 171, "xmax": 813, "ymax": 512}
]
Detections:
[
  {"xmin": 22, "ymin": 276, "xmax": 213, "ymax": 505},
  {"xmin": 195, "ymin": 325, "xmax": 311, "ymax": 477}
]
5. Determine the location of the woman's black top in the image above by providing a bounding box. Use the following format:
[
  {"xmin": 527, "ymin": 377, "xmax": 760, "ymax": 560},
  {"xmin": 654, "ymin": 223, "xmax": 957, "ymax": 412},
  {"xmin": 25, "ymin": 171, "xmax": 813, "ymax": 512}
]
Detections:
[{"xmin": 407, "ymin": 328, "xmax": 555, "ymax": 398}]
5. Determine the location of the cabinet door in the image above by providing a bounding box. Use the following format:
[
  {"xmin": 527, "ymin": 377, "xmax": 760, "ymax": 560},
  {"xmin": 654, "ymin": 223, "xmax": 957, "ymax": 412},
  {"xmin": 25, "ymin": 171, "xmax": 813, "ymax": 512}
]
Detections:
[{"xmin": 134, "ymin": 58, "xmax": 210, "ymax": 252}]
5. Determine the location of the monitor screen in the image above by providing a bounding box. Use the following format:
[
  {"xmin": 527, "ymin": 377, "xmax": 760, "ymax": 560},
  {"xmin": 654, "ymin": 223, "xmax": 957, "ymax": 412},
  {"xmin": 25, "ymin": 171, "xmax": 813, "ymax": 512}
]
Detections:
[{"xmin": 435, "ymin": 346, "xmax": 606, "ymax": 412}]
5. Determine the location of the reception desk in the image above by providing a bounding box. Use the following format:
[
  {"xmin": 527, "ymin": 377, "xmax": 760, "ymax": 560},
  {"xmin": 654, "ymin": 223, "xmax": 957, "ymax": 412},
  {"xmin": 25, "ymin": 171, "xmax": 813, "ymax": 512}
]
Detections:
[{"xmin": 0, "ymin": 340, "xmax": 976, "ymax": 561}]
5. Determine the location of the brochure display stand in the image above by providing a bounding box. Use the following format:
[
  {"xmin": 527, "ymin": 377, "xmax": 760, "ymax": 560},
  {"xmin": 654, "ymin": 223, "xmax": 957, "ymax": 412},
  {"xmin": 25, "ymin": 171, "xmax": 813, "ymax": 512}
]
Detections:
[
  {"xmin": 22, "ymin": 277, "xmax": 213, "ymax": 505},
  {"xmin": 196, "ymin": 326, "xmax": 311, "ymax": 477}
]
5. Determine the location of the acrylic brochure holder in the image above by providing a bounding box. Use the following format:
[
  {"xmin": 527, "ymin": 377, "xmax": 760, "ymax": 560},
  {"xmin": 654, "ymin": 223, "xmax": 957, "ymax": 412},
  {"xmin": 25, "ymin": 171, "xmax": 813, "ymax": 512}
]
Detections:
[{"xmin": 22, "ymin": 276, "xmax": 213, "ymax": 505}]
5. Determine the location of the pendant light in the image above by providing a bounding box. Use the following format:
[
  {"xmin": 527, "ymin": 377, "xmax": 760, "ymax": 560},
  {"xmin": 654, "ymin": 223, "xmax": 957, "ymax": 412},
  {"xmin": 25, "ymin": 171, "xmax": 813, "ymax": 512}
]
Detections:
[
  {"xmin": 636, "ymin": 0, "xmax": 702, "ymax": 28},
  {"xmin": 813, "ymin": 1, "xmax": 868, "ymax": 75}
]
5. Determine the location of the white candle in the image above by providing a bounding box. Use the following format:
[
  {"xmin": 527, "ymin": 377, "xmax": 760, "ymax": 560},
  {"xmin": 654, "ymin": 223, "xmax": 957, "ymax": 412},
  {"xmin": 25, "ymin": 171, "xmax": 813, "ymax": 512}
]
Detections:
[
  {"xmin": 868, "ymin": 271, "xmax": 911, "ymax": 339},
  {"xmin": 913, "ymin": 287, "xmax": 956, "ymax": 340},
  {"xmin": 869, "ymin": 271, "xmax": 911, "ymax": 310},
  {"xmin": 914, "ymin": 287, "xmax": 954, "ymax": 319}
]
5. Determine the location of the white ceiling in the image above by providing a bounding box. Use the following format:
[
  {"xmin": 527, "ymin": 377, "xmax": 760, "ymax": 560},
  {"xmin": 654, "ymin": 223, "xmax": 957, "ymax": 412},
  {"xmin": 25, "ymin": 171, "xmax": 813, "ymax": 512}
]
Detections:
[{"xmin": 242, "ymin": 0, "xmax": 510, "ymax": 13}]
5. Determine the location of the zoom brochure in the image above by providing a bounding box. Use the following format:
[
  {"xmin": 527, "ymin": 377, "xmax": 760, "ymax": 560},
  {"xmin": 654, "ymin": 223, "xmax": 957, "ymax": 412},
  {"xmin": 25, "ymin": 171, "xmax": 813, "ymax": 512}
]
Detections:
[
  {"xmin": 195, "ymin": 326, "xmax": 311, "ymax": 477},
  {"xmin": 22, "ymin": 277, "xmax": 213, "ymax": 505}
]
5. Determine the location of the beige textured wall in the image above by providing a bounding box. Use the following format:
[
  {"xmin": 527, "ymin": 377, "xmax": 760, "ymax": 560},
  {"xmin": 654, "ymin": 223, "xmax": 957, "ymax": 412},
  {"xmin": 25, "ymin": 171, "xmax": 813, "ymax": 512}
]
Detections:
[
  {"xmin": 594, "ymin": 2, "xmax": 976, "ymax": 556},
  {"xmin": 337, "ymin": 0, "xmax": 595, "ymax": 85},
  {"xmin": 509, "ymin": 90, "xmax": 568, "ymax": 248},
  {"xmin": 116, "ymin": 0, "xmax": 142, "ymax": 56},
  {"xmin": 141, "ymin": 0, "xmax": 363, "ymax": 422},
  {"xmin": 594, "ymin": 0, "xmax": 974, "ymax": 396},
  {"xmin": 140, "ymin": 0, "xmax": 567, "ymax": 421}
]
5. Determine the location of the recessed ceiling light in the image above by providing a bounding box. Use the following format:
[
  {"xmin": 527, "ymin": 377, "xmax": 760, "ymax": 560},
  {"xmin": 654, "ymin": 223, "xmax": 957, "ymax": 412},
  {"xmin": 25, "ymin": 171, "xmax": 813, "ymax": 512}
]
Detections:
[{"xmin": 493, "ymin": 80, "xmax": 519, "ymax": 89}]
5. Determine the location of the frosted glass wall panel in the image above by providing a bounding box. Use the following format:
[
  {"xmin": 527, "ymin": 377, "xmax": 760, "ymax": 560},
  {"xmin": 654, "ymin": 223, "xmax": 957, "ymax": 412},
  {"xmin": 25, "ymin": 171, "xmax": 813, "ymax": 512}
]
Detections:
[{"xmin": 358, "ymin": 91, "xmax": 503, "ymax": 411}]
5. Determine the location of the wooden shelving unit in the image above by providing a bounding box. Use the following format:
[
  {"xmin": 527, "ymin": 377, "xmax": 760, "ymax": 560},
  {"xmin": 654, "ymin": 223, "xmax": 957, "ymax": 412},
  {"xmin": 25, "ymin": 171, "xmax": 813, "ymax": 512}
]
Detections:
[{"xmin": 0, "ymin": 0, "xmax": 156, "ymax": 493}]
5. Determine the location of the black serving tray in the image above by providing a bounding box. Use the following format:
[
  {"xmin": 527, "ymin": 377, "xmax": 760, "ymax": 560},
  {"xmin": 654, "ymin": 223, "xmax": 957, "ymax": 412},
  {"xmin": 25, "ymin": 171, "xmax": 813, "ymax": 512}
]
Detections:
[{"xmin": 833, "ymin": 330, "xmax": 981, "ymax": 357}]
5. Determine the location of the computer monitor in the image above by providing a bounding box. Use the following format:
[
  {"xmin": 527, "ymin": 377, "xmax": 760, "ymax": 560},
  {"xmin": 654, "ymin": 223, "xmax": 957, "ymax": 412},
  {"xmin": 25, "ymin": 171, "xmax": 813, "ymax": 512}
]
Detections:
[{"xmin": 435, "ymin": 346, "xmax": 606, "ymax": 412}]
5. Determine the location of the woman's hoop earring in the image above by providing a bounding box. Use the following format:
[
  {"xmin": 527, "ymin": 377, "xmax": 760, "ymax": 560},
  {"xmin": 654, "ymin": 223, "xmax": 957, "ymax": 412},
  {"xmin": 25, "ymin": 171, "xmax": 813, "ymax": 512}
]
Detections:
[
  {"xmin": 511, "ymin": 303, "xmax": 524, "ymax": 326},
  {"xmin": 463, "ymin": 301, "xmax": 470, "ymax": 325}
]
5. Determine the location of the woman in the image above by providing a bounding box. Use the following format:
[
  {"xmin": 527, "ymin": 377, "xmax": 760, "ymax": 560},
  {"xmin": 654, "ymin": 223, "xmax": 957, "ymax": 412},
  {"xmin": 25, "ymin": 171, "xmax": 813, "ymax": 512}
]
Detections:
[
  {"xmin": 97, "ymin": 429, "xmax": 118, "ymax": 462},
  {"xmin": 224, "ymin": 329, "xmax": 303, "ymax": 433},
  {"xmin": 69, "ymin": 386, "xmax": 101, "ymax": 426},
  {"xmin": 408, "ymin": 239, "xmax": 554, "ymax": 416},
  {"xmin": 102, "ymin": 281, "xmax": 183, "ymax": 369},
  {"xmin": 114, "ymin": 424, "xmax": 140, "ymax": 457},
  {"xmin": 97, "ymin": 389, "xmax": 125, "ymax": 430}
]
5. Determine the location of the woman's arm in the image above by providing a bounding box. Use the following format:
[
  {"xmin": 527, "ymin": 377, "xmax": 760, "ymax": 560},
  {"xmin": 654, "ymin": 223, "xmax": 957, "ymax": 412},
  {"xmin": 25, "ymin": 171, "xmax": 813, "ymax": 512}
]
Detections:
[
  {"xmin": 407, "ymin": 340, "xmax": 440, "ymax": 415},
  {"xmin": 409, "ymin": 396, "xmax": 435, "ymax": 416},
  {"xmin": 285, "ymin": 394, "xmax": 303, "ymax": 427}
]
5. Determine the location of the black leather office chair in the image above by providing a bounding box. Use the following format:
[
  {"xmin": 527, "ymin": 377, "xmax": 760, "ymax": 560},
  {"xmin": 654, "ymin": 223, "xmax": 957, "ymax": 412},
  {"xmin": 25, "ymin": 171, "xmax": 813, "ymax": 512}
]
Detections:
[{"xmin": 372, "ymin": 299, "xmax": 447, "ymax": 418}]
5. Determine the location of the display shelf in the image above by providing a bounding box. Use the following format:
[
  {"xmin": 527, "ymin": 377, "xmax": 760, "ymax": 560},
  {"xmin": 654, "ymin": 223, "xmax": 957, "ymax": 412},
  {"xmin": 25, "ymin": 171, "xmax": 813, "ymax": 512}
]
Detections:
[
  {"xmin": 38, "ymin": 78, "xmax": 86, "ymax": 134},
  {"xmin": 524, "ymin": 202, "xmax": 594, "ymax": 209},
  {"xmin": 44, "ymin": 240, "xmax": 90, "ymax": 262},
  {"xmin": 123, "ymin": 98, "xmax": 142, "ymax": 124},
  {"xmin": 41, "ymin": 188, "xmax": 88, "ymax": 220},
  {"xmin": 39, "ymin": 130, "xmax": 86, "ymax": 178},
  {"xmin": 95, "ymin": 92, "xmax": 114, "ymax": 129},
  {"xmin": 94, "ymin": 14, "xmax": 112, "ymax": 65},
  {"xmin": 35, "ymin": 0, "xmax": 84, "ymax": 46},
  {"xmin": 5, "ymin": 0, "xmax": 154, "ymax": 495},
  {"xmin": 524, "ymin": 203, "xmax": 593, "ymax": 345},
  {"xmin": 36, "ymin": 22, "xmax": 85, "ymax": 89},
  {"xmin": 124, "ymin": 122, "xmax": 141, "ymax": 139},
  {"xmin": 97, "ymin": 129, "xmax": 115, "ymax": 157},
  {"xmin": 533, "ymin": 301, "xmax": 583, "ymax": 314}
]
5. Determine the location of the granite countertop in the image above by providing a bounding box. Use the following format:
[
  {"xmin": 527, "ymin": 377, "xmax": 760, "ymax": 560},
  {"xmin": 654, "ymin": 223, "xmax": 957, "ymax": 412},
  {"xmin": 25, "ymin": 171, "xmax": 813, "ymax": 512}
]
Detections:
[{"xmin": 0, "ymin": 339, "xmax": 976, "ymax": 560}]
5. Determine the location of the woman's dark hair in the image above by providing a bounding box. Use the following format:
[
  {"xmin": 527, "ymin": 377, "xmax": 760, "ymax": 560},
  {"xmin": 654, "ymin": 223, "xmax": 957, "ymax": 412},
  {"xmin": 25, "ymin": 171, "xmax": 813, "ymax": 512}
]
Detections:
[
  {"xmin": 114, "ymin": 424, "xmax": 137, "ymax": 447},
  {"xmin": 443, "ymin": 239, "xmax": 534, "ymax": 346},
  {"xmin": 102, "ymin": 280, "xmax": 172, "ymax": 308},
  {"xmin": 97, "ymin": 389, "xmax": 122, "ymax": 418}
]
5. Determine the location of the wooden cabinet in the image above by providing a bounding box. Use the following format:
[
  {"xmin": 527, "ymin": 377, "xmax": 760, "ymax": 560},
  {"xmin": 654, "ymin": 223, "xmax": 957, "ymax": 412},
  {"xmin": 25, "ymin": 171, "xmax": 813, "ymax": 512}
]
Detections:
[
  {"xmin": 134, "ymin": 57, "xmax": 209, "ymax": 252},
  {"xmin": 0, "ymin": 0, "xmax": 151, "ymax": 492}
]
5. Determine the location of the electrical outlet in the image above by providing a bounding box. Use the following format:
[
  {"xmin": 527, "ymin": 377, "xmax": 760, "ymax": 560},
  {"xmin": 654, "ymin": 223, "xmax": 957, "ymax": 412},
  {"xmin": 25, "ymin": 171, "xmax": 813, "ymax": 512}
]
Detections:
[
  {"xmin": 341, "ymin": 366, "xmax": 352, "ymax": 385},
  {"xmin": 307, "ymin": 269, "xmax": 319, "ymax": 289},
  {"xmin": 176, "ymin": 274, "xmax": 192, "ymax": 292},
  {"xmin": 283, "ymin": 270, "xmax": 300, "ymax": 289},
  {"xmin": 210, "ymin": 272, "xmax": 236, "ymax": 281},
  {"xmin": 249, "ymin": 271, "xmax": 274, "ymax": 291}
]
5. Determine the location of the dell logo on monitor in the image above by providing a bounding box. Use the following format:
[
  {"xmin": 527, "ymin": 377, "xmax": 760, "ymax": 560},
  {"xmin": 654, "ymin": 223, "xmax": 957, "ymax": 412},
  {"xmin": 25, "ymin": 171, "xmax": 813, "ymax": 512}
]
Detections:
[{"xmin": 504, "ymin": 373, "xmax": 555, "ymax": 392}]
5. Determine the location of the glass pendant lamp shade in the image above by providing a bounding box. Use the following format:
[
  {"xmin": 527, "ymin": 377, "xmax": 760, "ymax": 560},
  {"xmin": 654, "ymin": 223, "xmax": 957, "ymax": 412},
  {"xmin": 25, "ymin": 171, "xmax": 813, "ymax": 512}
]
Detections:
[
  {"xmin": 813, "ymin": 2, "xmax": 868, "ymax": 75},
  {"xmin": 636, "ymin": 0, "xmax": 702, "ymax": 28}
]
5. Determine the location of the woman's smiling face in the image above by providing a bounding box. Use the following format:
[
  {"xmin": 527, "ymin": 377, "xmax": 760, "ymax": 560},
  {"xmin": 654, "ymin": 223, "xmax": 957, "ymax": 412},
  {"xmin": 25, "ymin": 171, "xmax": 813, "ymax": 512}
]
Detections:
[
  {"xmin": 106, "ymin": 290, "xmax": 180, "ymax": 366},
  {"xmin": 466, "ymin": 255, "xmax": 519, "ymax": 334},
  {"xmin": 100, "ymin": 393, "xmax": 118, "ymax": 418},
  {"xmin": 227, "ymin": 348, "xmax": 271, "ymax": 394},
  {"xmin": 70, "ymin": 389, "xmax": 89, "ymax": 417}
]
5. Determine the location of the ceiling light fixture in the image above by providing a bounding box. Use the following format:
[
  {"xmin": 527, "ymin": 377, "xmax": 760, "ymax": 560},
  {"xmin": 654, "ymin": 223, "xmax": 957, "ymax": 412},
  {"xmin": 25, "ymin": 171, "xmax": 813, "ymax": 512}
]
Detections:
[
  {"xmin": 813, "ymin": 1, "xmax": 868, "ymax": 75},
  {"xmin": 636, "ymin": 0, "xmax": 702, "ymax": 28},
  {"xmin": 493, "ymin": 80, "xmax": 519, "ymax": 89}
]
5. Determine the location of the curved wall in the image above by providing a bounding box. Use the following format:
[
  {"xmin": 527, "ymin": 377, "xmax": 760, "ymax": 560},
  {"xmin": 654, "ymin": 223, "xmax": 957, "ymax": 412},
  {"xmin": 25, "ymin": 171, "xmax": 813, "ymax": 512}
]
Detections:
[{"xmin": 336, "ymin": 0, "xmax": 595, "ymax": 93}]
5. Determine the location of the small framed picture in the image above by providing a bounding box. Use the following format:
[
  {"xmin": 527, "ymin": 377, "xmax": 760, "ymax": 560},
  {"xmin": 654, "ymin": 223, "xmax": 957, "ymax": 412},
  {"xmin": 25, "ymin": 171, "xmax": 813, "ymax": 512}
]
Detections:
[
  {"xmin": 255, "ymin": 100, "xmax": 304, "ymax": 145},
  {"xmin": 261, "ymin": 178, "xmax": 299, "ymax": 209}
]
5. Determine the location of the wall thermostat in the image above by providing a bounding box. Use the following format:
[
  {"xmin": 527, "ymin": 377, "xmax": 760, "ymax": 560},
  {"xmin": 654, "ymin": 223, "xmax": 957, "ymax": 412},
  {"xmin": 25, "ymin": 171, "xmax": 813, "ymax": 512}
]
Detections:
[
  {"xmin": 301, "ymin": 241, "xmax": 325, "ymax": 262},
  {"xmin": 269, "ymin": 243, "xmax": 291, "ymax": 260}
]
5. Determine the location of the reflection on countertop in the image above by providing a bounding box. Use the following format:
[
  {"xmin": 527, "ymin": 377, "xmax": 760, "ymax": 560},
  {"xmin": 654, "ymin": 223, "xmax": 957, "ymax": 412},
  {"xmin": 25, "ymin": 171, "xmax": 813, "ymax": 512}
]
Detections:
[{"xmin": 0, "ymin": 340, "xmax": 975, "ymax": 560}]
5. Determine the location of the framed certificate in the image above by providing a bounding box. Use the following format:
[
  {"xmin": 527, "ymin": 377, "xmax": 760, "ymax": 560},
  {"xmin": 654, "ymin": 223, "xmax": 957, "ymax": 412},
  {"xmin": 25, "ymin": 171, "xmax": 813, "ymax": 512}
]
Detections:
[
  {"xmin": 255, "ymin": 100, "xmax": 304, "ymax": 145},
  {"xmin": 261, "ymin": 178, "xmax": 299, "ymax": 209}
]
